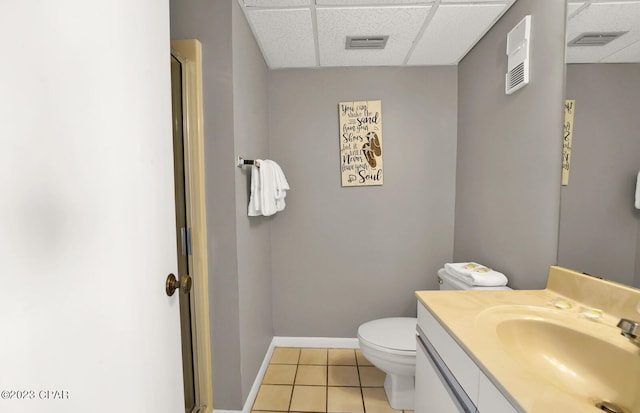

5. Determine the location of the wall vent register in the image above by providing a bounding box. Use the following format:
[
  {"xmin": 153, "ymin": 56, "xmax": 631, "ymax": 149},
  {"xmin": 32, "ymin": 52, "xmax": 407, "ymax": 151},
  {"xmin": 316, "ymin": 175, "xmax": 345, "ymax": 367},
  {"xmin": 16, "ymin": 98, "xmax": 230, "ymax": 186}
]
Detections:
[
  {"xmin": 568, "ymin": 32, "xmax": 628, "ymax": 47},
  {"xmin": 345, "ymin": 36, "xmax": 389, "ymax": 50},
  {"xmin": 505, "ymin": 15, "xmax": 531, "ymax": 95}
]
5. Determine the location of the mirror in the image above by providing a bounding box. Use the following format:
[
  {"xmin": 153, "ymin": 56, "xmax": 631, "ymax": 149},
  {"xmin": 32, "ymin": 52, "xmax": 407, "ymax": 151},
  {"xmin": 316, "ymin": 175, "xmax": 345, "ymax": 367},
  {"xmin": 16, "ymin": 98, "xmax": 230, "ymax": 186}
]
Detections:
[{"xmin": 558, "ymin": 1, "xmax": 640, "ymax": 287}]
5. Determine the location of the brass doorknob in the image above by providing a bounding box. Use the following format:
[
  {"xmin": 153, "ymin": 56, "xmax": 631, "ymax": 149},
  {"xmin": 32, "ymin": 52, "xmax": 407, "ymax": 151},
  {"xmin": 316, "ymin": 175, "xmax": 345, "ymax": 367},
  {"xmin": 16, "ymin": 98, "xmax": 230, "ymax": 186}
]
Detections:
[{"xmin": 166, "ymin": 273, "xmax": 192, "ymax": 296}]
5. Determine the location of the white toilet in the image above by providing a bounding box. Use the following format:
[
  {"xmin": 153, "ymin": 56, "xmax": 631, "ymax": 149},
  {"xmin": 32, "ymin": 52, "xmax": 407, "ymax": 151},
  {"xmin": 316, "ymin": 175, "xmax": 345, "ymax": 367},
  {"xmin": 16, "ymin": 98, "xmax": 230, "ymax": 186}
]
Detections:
[{"xmin": 357, "ymin": 268, "xmax": 511, "ymax": 410}]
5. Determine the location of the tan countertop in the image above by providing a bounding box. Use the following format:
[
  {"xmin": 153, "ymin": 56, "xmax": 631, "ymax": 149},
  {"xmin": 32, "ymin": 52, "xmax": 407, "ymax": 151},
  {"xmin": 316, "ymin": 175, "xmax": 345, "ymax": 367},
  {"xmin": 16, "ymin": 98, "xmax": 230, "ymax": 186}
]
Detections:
[{"xmin": 415, "ymin": 266, "xmax": 640, "ymax": 413}]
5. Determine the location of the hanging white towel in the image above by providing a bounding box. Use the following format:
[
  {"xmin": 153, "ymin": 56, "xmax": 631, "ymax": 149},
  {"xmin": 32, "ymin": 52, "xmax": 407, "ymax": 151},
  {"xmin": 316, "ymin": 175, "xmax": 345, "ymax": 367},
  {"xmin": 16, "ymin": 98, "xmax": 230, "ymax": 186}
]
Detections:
[
  {"xmin": 259, "ymin": 161, "xmax": 278, "ymax": 216},
  {"xmin": 265, "ymin": 160, "xmax": 290, "ymax": 214},
  {"xmin": 248, "ymin": 162, "xmax": 262, "ymax": 216},
  {"xmin": 635, "ymin": 171, "xmax": 640, "ymax": 209},
  {"xmin": 248, "ymin": 159, "xmax": 290, "ymax": 217}
]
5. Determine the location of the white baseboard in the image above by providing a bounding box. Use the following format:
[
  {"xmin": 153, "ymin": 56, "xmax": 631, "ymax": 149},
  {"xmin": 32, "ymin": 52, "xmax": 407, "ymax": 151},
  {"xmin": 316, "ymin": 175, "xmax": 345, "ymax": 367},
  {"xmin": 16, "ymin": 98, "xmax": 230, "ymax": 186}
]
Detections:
[
  {"xmin": 241, "ymin": 339, "xmax": 276, "ymax": 413},
  {"xmin": 272, "ymin": 336, "xmax": 359, "ymax": 348},
  {"xmin": 241, "ymin": 336, "xmax": 359, "ymax": 413}
]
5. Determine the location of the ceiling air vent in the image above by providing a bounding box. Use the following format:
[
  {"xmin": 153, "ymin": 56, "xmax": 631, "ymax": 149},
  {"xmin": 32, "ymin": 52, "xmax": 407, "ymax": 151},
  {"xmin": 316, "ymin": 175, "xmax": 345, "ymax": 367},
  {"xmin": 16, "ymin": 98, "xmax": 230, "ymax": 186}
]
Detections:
[
  {"xmin": 345, "ymin": 36, "xmax": 389, "ymax": 50},
  {"xmin": 568, "ymin": 32, "xmax": 627, "ymax": 47}
]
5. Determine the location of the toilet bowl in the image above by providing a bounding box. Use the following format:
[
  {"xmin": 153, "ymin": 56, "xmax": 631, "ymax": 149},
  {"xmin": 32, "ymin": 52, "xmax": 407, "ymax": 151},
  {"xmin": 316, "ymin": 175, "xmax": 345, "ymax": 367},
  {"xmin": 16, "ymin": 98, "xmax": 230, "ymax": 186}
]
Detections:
[
  {"xmin": 357, "ymin": 317, "xmax": 417, "ymax": 410},
  {"xmin": 357, "ymin": 268, "xmax": 512, "ymax": 410}
]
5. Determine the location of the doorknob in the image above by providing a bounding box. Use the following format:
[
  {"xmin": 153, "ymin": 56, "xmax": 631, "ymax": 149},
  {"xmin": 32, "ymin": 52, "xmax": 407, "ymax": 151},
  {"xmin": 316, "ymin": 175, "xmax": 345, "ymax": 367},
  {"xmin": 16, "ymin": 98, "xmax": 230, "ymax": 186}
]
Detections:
[{"xmin": 166, "ymin": 273, "xmax": 192, "ymax": 296}]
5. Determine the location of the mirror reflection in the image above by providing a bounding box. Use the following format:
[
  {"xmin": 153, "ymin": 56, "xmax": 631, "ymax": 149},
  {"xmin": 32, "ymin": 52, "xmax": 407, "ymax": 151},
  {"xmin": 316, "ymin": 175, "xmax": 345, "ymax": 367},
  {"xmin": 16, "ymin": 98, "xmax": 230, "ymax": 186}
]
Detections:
[{"xmin": 558, "ymin": 1, "xmax": 640, "ymax": 287}]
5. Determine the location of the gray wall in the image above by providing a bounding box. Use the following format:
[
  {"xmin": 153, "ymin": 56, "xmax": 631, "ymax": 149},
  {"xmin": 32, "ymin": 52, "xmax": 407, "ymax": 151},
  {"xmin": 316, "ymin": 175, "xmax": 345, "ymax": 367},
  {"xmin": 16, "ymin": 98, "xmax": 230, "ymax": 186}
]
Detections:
[
  {"xmin": 454, "ymin": 0, "xmax": 566, "ymax": 289},
  {"xmin": 232, "ymin": 0, "xmax": 274, "ymax": 402},
  {"xmin": 559, "ymin": 64, "xmax": 640, "ymax": 287},
  {"xmin": 636, "ymin": 224, "xmax": 640, "ymax": 287},
  {"xmin": 171, "ymin": 0, "xmax": 272, "ymax": 408},
  {"xmin": 269, "ymin": 67, "xmax": 458, "ymax": 337},
  {"xmin": 171, "ymin": 0, "xmax": 569, "ymax": 406},
  {"xmin": 170, "ymin": 0, "xmax": 242, "ymax": 408}
]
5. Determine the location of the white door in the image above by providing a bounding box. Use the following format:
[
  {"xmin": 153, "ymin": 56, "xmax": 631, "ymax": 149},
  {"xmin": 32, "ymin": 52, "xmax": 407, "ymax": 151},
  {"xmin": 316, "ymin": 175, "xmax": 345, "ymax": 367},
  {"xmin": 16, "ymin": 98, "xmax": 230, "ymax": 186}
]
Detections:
[{"xmin": 0, "ymin": 2, "xmax": 185, "ymax": 413}]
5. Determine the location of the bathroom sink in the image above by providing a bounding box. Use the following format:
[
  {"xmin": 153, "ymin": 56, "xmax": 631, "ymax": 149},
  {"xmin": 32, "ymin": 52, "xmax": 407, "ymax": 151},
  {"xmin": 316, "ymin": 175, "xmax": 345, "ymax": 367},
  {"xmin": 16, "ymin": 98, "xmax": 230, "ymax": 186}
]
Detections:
[{"xmin": 476, "ymin": 306, "xmax": 640, "ymax": 412}]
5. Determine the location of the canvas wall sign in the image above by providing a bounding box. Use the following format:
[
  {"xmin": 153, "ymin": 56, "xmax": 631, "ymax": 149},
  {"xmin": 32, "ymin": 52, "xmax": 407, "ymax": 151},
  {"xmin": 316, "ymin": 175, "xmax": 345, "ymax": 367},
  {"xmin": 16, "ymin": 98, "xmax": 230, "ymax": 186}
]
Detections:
[
  {"xmin": 338, "ymin": 100, "xmax": 383, "ymax": 187},
  {"xmin": 562, "ymin": 99, "xmax": 575, "ymax": 186}
]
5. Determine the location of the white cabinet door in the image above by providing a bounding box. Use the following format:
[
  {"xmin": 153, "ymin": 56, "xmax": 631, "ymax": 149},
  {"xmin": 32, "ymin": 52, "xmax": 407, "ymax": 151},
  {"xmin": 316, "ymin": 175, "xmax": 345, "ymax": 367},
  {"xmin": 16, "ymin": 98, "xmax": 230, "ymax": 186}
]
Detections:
[
  {"xmin": 0, "ymin": 2, "xmax": 184, "ymax": 412},
  {"xmin": 416, "ymin": 339, "xmax": 465, "ymax": 413},
  {"xmin": 418, "ymin": 304, "xmax": 480, "ymax": 402},
  {"xmin": 477, "ymin": 372, "xmax": 518, "ymax": 413}
]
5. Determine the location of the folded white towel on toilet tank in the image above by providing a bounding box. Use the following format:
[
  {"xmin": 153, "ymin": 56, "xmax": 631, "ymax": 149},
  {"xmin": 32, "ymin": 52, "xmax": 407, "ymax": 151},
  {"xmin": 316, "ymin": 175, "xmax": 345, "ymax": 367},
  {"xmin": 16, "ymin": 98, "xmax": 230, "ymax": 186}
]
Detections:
[{"xmin": 444, "ymin": 262, "xmax": 508, "ymax": 287}]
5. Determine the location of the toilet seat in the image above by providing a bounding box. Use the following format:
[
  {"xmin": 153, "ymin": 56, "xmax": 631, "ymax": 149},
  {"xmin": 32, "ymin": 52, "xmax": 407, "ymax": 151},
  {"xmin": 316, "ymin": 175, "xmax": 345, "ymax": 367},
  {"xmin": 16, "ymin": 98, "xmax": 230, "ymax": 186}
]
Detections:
[{"xmin": 357, "ymin": 317, "xmax": 417, "ymax": 355}]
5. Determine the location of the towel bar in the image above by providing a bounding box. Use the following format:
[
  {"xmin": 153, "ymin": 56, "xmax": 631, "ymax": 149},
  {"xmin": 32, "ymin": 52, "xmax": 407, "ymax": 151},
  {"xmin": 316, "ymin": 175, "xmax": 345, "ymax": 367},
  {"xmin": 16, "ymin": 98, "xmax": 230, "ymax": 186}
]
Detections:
[{"xmin": 237, "ymin": 156, "xmax": 260, "ymax": 168}]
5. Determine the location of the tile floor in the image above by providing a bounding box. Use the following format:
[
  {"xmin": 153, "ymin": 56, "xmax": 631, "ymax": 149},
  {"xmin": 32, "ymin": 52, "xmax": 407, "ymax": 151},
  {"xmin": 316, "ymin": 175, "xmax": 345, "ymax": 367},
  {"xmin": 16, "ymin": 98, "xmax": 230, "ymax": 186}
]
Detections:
[{"xmin": 252, "ymin": 347, "xmax": 414, "ymax": 413}]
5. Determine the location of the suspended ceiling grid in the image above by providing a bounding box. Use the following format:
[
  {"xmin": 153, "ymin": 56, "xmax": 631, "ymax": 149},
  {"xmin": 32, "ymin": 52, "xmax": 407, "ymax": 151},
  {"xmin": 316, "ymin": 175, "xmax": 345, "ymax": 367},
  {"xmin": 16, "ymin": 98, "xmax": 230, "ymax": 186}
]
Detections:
[
  {"xmin": 567, "ymin": 0, "xmax": 640, "ymax": 63},
  {"xmin": 238, "ymin": 0, "xmax": 516, "ymax": 68},
  {"xmin": 238, "ymin": 0, "xmax": 640, "ymax": 68}
]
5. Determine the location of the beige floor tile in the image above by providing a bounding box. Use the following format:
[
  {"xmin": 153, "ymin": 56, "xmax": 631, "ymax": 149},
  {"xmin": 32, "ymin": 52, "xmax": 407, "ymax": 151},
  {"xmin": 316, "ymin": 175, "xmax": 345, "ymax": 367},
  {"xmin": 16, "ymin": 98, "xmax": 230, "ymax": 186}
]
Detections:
[
  {"xmin": 252, "ymin": 385, "xmax": 292, "ymax": 411},
  {"xmin": 328, "ymin": 348, "xmax": 357, "ymax": 365},
  {"xmin": 327, "ymin": 386, "xmax": 364, "ymax": 413},
  {"xmin": 359, "ymin": 366, "xmax": 386, "ymax": 387},
  {"xmin": 299, "ymin": 348, "xmax": 328, "ymax": 365},
  {"xmin": 263, "ymin": 364, "xmax": 297, "ymax": 385},
  {"xmin": 328, "ymin": 365, "xmax": 360, "ymax": 387},
  {"xmin": 270, "ymin": 347, "xmax": 301, "ymax": 364},
  {"xmin": 362, "ymin": 388, "xmax": 401, "ymax": 413},
  {"xmin": 295, "ymin": 365, "xmax": 327, "ymax": 386},
  {"xmin": 355, "ymin": 349, "xmax": 374, "ymax": 366},
  {"xmin": 290, "ymin": 385, "xmax": 327, "ymax": 412}
]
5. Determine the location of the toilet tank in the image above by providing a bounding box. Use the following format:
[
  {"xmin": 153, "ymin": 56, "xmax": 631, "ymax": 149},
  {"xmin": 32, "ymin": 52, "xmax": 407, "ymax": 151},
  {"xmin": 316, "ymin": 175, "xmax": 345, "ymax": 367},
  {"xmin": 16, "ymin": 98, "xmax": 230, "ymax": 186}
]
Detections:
[{"xmin": 437, "ymin": 268, "xmax": 511, "ymax": 291}]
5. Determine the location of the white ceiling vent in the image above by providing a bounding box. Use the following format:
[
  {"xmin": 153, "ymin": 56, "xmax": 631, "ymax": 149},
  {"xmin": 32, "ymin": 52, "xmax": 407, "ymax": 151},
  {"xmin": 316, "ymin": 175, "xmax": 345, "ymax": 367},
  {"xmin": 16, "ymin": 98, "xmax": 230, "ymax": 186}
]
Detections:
[
  {"xmin": 567, "ymin": 32, "xmax": 628, "ymax": 47},
  {"xmin": 345, "ymin": 36, "xmax": 389, "ymax": 50}
]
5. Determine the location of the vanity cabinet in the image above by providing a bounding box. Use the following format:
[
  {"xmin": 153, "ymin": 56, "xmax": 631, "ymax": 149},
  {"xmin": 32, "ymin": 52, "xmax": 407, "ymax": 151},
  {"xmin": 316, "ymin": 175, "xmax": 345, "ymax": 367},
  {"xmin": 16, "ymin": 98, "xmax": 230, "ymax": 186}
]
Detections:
[
  {"xmin": 416, "ymin": 338, "xmax": 464, "ymax": 412},
  {"xmin": 416, "ymin": 302, "xmax": 519, "ymax": 413}
]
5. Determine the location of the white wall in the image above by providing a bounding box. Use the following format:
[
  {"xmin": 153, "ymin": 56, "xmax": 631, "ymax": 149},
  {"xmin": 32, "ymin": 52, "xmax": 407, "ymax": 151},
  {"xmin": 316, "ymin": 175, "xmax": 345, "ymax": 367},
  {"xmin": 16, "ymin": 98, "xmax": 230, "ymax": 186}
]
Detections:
[{"xmin": 1, "ymin": 1, "xmax": 183, "ymax": 412}]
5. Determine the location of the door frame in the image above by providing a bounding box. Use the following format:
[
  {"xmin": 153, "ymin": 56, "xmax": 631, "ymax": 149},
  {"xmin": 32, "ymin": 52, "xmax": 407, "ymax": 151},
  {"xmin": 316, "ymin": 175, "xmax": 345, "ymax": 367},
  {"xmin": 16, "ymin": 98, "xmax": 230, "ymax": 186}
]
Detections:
[{"xmin": 171, "ymin": 39, "xmax": 213, "ymax": 413}]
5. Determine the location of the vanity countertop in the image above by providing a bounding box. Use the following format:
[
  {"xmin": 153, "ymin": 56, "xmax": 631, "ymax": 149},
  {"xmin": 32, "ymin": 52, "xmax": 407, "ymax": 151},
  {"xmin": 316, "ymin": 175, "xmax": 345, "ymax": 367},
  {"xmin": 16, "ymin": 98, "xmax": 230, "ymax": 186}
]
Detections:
[{"xmin": 415, "ymin": 265, "xmax": 640, "ymax": 413}]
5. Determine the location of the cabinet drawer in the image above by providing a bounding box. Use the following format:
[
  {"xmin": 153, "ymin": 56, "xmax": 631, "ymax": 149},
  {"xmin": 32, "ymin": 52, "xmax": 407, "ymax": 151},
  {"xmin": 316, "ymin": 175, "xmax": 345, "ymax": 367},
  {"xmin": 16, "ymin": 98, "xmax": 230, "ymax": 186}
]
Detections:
[{"xmin": 417, "ymin": 302, "xmax": 479, "ymax": 404}]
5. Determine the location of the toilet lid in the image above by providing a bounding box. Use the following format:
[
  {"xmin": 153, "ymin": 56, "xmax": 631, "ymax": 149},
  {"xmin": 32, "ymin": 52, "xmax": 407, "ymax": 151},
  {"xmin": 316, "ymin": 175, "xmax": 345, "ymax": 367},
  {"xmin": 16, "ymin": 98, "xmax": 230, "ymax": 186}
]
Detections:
[{"xmin": 358, "ymin": 317, "xmax": 416, "ymax": 352}]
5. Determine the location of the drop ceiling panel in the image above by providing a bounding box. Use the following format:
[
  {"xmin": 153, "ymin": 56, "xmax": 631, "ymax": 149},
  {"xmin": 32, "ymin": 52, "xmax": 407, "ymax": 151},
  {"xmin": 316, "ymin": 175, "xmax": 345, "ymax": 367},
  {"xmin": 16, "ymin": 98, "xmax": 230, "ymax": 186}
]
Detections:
[
  {"xmin": 603, "ymin": 38, "xmax": 640, "ymax": 61},
  {"xmin": 243, "ymin": 0, "xmax": 310, "ymax": 7},
  {"xmin": 440, "ymin": 0, "xmax": 509, "ymax": 2},
  {"xmin": 566, "ymin": 2, "xmax": 640, "ymax": 63},
  {"xmin": 408, "ymin": 4, "xmax": 507, "ymax": 65},
  {"xmin": 567, "ymin": 1, "xmax": 587, "ymax": 18},
  {"xmin": 246, "ymin": 8, "xmax": 317, "ymax": 68},
  {"xmin": 316, "ymin": 0, "xmax": 430, "ymax": 4},
  {"xmin": 316, "ymin": 6, "xmax": 432, "ymax": 67}
]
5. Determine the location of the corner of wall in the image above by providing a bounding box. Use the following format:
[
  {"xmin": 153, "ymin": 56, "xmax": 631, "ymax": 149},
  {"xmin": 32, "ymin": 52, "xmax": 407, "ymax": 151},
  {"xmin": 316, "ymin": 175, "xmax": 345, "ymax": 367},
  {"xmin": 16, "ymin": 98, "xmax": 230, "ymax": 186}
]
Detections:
[
  {"xmin": 232, "ymin": 0, "xmax": 275, "ymax": 404},
  {"xmin": 171, "ymin": 0, "xmax": 244, "ymax": 409},
  {"xmin": 454, "ymin": 0, "xmax": 566, "ymax": 289}
]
